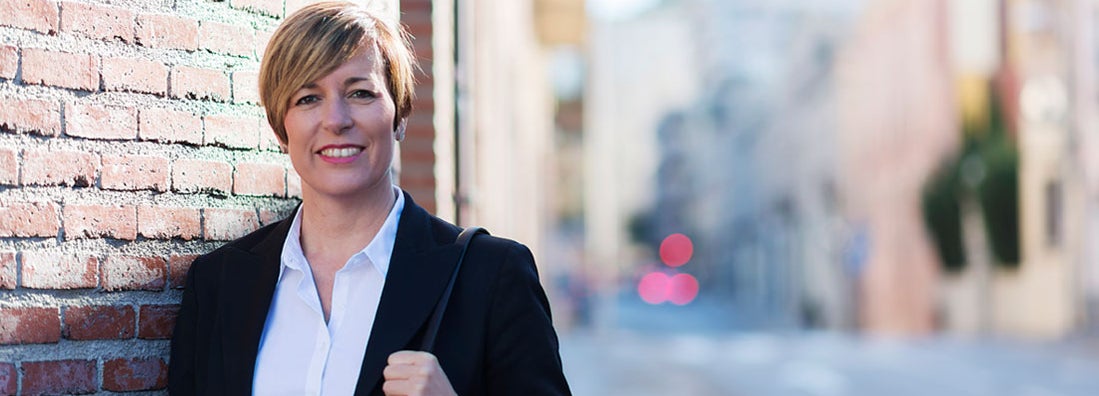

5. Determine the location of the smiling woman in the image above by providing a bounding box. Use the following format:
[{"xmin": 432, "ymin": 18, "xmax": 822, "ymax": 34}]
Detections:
[{"xmin": 167, "ymin": 2, "xmax": 571, "ymax": 395}]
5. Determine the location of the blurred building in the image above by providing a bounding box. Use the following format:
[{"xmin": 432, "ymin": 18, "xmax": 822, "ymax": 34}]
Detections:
[
  {"xmin": 687, "ymin": 0, "xmax": 859, "ymax": 330},
  {"xmin": 996, "ymin": 0, "xmax": 1093, "ymax": 337},
  {"xmin": 586, "ymin": 0, "xmax": 861, "ymax": 330},
  {"xmin": 584, "ymin": 0, "xmax": 701, "ymax": 320},
  {"xmin": 834, "ymin": 0, "xmax": 957, "ymax": 335},
  {"xmin": 838, "ymin": 0, "xmax": 1099, "ymax": 338},
  {"xmin": 429, "ymin": 0, "xmax": 587, "ymax": 326}
]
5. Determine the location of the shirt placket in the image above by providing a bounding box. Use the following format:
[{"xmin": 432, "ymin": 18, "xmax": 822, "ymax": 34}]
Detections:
[{"xmin": 304, "ymin": 327, "xmax": 332, "ymax": 395}]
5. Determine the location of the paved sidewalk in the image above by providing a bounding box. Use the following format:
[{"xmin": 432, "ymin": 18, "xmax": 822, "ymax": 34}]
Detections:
[{"xmin": 560, "ymin": 331, "xmax": 1099, "ymax": 396}]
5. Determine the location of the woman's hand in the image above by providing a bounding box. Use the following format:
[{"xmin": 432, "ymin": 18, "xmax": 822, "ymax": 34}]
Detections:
[{"xmin": 382, "ymin": 351, "xmax": 458, "ymax": 396}]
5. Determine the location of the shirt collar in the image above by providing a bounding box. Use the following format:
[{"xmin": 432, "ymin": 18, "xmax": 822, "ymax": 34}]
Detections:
[{"xmin": 279, "ymin": 186, "xmax": 405, "ymax": 280}]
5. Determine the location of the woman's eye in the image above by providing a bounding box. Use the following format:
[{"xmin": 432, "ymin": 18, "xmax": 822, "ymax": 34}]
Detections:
[
  {"xmin": 349, "ymin": 90, "xmax": 376, "ymax": 100},
  {"xmin": 294, "ymin": 95, "xmax": 319, "ymax": 106}
]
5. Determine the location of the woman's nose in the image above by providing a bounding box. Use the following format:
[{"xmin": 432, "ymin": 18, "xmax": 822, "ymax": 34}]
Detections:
[{"xmin": 320, "ymin": 98, "xmax": 353, "ymax": 134}]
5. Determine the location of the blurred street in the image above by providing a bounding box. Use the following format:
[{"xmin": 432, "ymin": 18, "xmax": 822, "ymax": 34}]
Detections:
[{"xmin": 559, "ymin": 297, "xmax": 1099, "ymax": 396}]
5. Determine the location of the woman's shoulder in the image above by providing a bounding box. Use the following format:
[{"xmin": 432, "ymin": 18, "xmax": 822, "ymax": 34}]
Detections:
[{"xmin": 188, "ymin": 217, "xmax": 290, "ymax": 273}]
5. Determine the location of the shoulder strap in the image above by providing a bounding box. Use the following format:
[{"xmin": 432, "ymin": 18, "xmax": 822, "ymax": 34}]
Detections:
[{"xmin": 419, "ymin": 226, "xmax": 487, "ymax": 352}]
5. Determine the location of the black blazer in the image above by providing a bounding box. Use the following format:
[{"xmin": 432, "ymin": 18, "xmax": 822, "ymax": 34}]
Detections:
[{"xmin": 168, "ymin": 191, "xmax": 571, "ymax": 395}]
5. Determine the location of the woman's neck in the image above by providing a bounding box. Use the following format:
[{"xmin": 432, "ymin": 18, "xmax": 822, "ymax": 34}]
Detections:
[{"xmin": 298, "ymin": 182, "xmax": 397, "ymax": 270}]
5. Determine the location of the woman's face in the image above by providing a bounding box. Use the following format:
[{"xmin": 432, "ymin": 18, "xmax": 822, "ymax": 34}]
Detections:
[{"xmin": 283, "ymin": 44, "xmax": 397, "ymax": 201}]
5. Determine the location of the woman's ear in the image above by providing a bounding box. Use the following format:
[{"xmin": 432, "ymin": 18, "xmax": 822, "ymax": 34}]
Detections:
[{"xmin": 395, "ymin": 118, "xmax": 407, "ymax": 142}]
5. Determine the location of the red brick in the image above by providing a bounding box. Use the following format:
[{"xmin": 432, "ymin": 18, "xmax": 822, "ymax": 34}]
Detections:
[
  {"xmin": 21, "ymin": 48, "xmax": 97, "ymax": 91},
  {"xmin": 102, "ymin": 57, "xmax": 168, "ymax": 95},
  {"xmin": 135, "ymin": 13, "xmax": 198, "ymax": 50},
  {"xmin": 0, "ymin": 251, "xmax": 14, "ymax": 289},
  {"xmin": 138, "ymin": 304, "xmax": 178, "ymax": 339},
  {"xmin": 0, "ymin": 97, "xmax": 61, "ymax": 136},
  {"xmin": 0, "ymin": 45, "xmax": 16, "ymax": 80},
  {"xmin": 21, "ymin": 360, "xmax": 96, "ymax": 395},
  {"xmin": 199, "ymin": 20, "xmax": 254, "ymax": 57},
  {"xmin": 0, "ymin": 148, "xmax": 15, "ymax": 185},
  {"xmin": 230, "ymin": 0, "xmax": 283, "ymax": 18},
  {"xmin": 104, "ymin": 357, "xmax": 168, "ymax": 391},
  {"xmin": 172, "ymin": 158, "xmax": 232, "ymax": 194},
  {"xmin": 234, "ymin": 162, "xmax": 285, "ymax": 197},
  {"xmin": 63, "ymin": 305, "xmax": 135, "ymax": 340},
  {"xmin": 102, "ymin": 154, "xmax": 170, "ymax": 192},
  {"xmin": 65, "ymin": 102, "xmax": 138, "ymax": 140},
  {"xmin": 63, "ymin": 204, "xmax": 137, "ymax": 240},
  {"xmin": 169, "ymin": 254, "xmax": 197, "ymax": 289},
  {"xmin": 101, "ymin": 256, "xmax": 167, "ymax": 292},
  {"xmin": 232, "ymin": 70, "xmax": 260, "ymax": 104},
  {"xmin": 288, "ymin": 169, "xmax": 302, "ymax": 198},
  {"xmin": 21, "ymin": 148, "xmax": 97, "ymax": 187},
  {"xmin": 138, "ymin": 206, "xmax": 200, "ymax": 240},
  {"xmin": 171, "ymin": 66, "xmax": 229, "ymax": 101},
  {"xmin": 139, "ymin": 107, "xmax": 202, "ymax": 144},
  {"xmin": 0, "ymin": 201, "xmax": 60, "ymax": 237},
  {"xmin": 0, "ymin": 307, "xmax": 60, "ymax": 344},
  {"xmin": 204, "ymin": 207, "xmax": 259, "ymax": 241},
  {"xmin": 258, "ymin": 208, "xmax": 286, "ymax": 226},
  {"xmin": 21, "ymin": 252, "xmax": 97, "ymax": 289},
  {"xmin": 0, "ymin": 0, "xmax": 59, "ymax": 34},
  {"xmin": 60, "ymin": 1, "xmax": 133, "ymax": 42},
  {"xmin": 204, "ymin": 114, "xmax": 259, "ymax": 149},
  {"xmin": 0, "ymin": 362, "xmax": 14, "ymax": 395}
]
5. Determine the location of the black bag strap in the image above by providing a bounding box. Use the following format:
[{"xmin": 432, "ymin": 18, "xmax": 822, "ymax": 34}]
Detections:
[{"xmin": 419, "ymin": 226, "xmax": 487, "ymax": 352}]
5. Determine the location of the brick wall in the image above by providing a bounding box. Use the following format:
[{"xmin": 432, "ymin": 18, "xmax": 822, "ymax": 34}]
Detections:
[
  {"xmin": 1, "ymin": 0, "xmax": 309, "ymax": 393},
  {"xmin": 0, "ymin": 0, "xmax": 439, "ymax": 393},
  {"xmin": 399, "ymin": 0, "xmax": 437, "ymax": 213}
]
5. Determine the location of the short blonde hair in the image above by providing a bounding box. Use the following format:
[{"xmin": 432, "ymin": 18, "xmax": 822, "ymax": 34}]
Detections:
[{"xmin": 259, "ymin": 1, "xmax": 416, "ymax": 143}]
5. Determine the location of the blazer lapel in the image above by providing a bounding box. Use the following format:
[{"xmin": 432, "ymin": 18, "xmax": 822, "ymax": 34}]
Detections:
[
  {"xmin": 355, "ymin": 192, "xmax": 461, "ymax": 395},
  {"xmin": 218, "ymin": 217, "xmax": 291, "ymax": 394}
]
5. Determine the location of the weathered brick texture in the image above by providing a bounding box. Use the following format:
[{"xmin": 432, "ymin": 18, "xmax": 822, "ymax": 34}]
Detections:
[
  {"xmin": 20, "ymin": 252, "xmax": 98, "ymax": 289},
  {"xmin": 139, "ymin": 107, "xmax": 203, "ymax": 144},
  {"xmin": 0, "ymin": 201, "xmax": 60, "ymax": 237},
  {"xmin": 63, "ymin": 305, "xmax": 136, "ymax": 340},
  {"xmin": 0, "ymin": 362, "xmax": 15, "ymax": 395},
  {"xmin": 139, "ymin": 206, "xmax": 201, "ymax": 240},
  {"xmin": 0, "ymin": 97, "xmax": 61, "ymax": 136},
  {"xmin": 0, "ymin": 307, "xmax": 61, "ymax": 344},
  {"xmin": 21, "ymin": 48, "xmax": 98, "ymax": 91},
  {"xmin": 103, "ymin": 357, "xmax": 169, "ymax": 391},
  {"xmin": 20, "ymin": 148, "xmax": 97, "ymax": 187},
  {"xmin": 101, "ymin": 154, "xmax": 171, "ymax": 192},
  {"xmin": 101, "ymin": 256, "xmax": 168, "ymax": 292},
  {"xmin": 0, "ymin": 1, "xmax": 437, "ymax": 393},
  {"xmin": 138, "ymin": 305, "xmax": 179, "ymax": 340},
  {"xmin": 135, "ymin": 13, "xmax": 199, "ymax": 50},
  {"xmin": 21, "ymin": 360, "xmax": 96, "ymax": 395},
  {"xmin": 60, "ymin": 1, "xmax": 134, "ymax": 43},
  {"xmin": 0, "ymin": 0, "xmax": 60, "ymax": 34},
  {"xmin": 0, "ymin": 45, "xmax": 16, "ymax": 79},
  {"xmin": 62, "ymin": 204, "xmax": 137, "ymax": 240},
  {"xmin": 0, "ymin": 251, "xmax": 15, "ymax": 289}
]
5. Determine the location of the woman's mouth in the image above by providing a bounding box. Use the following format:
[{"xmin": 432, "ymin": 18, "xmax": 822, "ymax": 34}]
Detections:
[
  {"xmin": 317, "ymin": 145, "xmax": 364, "ymax": 164},
  {"xmin": 319, "ymin": 147, "xmax": 363, "ymax": 158}
]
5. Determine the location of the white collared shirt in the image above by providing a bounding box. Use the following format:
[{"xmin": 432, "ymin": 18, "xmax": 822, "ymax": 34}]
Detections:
[{"xmin": 253, "ymin": 188, "xmax": 404, "ymax": 396}]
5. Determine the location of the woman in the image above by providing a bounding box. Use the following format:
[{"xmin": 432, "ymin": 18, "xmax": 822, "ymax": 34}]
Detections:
[{"xmin": 168, "ymin": 2, "xmax": 571, "ymax": 395}]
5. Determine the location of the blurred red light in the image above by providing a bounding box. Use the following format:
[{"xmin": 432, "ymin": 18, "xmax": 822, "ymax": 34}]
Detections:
[
  {"xmin": 638, "ymin": 272, "xmax": 670, "ymax": 304},
  {"xmin": 668, "ymin": 273, "xmax": 699, "ymax": 305},
  {"xmin": 659, "ymin": 233, "xmax": 693, "ymax": 267}
]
